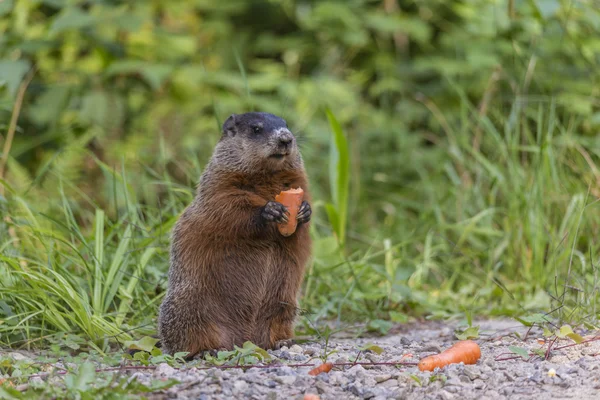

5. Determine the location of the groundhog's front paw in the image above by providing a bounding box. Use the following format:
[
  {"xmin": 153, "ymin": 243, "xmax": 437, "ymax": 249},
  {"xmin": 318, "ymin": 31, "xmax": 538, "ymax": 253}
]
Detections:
[
  {"xmin": 297, "ymin": 201, "xmax": 311, "ymax": 225},
  {"xmin": 261, "ymin": 201, "xmax": 289, "ymax": 224}
]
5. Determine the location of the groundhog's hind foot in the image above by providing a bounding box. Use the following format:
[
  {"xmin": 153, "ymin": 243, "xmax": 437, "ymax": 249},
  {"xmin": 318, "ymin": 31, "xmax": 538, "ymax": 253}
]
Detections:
[
  {"xmin": 273, "ymin": 339, "xmax": 295, "ymax": 350},
  {"xmin": 194, "ymin": 347, "xmax": 229, "ymax": 360}
]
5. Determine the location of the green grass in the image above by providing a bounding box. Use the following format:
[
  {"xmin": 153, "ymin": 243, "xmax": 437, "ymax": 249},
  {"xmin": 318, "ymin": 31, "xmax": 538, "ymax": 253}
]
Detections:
[{"xmin": 1, "ymin": 97, "xmax": 600, "ymax": 353}]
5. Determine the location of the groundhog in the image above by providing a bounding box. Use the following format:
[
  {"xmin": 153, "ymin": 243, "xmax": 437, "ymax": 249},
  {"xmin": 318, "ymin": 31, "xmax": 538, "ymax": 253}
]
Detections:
[{"xmin": 158, "ymin": 112, "xmax": 312, "ymax": 357}]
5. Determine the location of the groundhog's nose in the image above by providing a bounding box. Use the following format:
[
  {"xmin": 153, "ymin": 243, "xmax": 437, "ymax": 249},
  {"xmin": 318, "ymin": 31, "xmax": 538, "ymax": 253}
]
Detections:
[
  {"xmin": 277, "ymin": 130, "xmax": 294, "ymax": 149},
  {"xmin": 279, "ymin": 137, "xmax": 292, "ymax": 147}
]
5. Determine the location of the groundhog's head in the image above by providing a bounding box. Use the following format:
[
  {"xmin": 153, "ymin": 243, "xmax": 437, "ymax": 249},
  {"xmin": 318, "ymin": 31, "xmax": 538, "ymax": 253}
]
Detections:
[{"xmin": 215, "ymin": 112, "xmax": 302, "ymax": 172}]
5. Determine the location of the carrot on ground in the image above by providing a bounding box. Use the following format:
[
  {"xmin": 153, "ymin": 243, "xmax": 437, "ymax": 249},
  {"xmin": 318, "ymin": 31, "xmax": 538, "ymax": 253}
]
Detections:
[
  {"xmin": 303, "ymin": 395, "xmax": 320, "ymax": 400},
  {"xmin": 308, "ymin": 362, "xmax": 333, "ymax": 376},
  {"xmin": 274, "ymin": 187, "xmax": 304, "ymax": 237},
  {"xmin": 418, "ymin": 340, "xmax": 481, "ymax": 372}
]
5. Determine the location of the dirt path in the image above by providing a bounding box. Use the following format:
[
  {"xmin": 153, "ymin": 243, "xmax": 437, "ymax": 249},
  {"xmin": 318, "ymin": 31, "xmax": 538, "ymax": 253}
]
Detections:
[{"xmin": 133, "ymin": 318, "xmax": 600, "ymax": 399}]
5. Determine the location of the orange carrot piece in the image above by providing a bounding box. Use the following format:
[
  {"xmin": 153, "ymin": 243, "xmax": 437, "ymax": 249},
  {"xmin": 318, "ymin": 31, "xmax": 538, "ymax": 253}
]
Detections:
[
  {"xmin": 308, "ymin": 362, "xmax": 333, "ymax": 376},
  {"xmin": 303, "ymin": 395, "xmax": 320, "ymax": 400},
  {"xmin": 274, "ymin": 187, "xmax": 304, "ymax": 237},
  {"xmin": 418, "ymin": 340, "xmax": 481, "ymax": 372}
]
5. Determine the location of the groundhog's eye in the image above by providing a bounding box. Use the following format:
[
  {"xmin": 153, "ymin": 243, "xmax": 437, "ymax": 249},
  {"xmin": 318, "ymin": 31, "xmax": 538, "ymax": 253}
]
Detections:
[{"xmin": 252, "ymin": 126, "xmax": 262, "ymax": 134}]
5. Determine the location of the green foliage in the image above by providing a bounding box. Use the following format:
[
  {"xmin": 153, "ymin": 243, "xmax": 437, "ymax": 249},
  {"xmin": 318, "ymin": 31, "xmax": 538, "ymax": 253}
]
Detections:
[
  {"xmin": 367, "ymin": 319, "xmax": 394, "ymax": 335},
  {"xmin": 358, "ymin": 343, "xmax": 384, "ymax": 355},
  {"xmin": 455, "ymin": 326, "xmax": 480, "ymax": 341},
  {"xmin": 409, "ymin": 374, "xmax": 423, "ymax": 387},
  {"xmin": 508, "ymin": 345, "xmax": 530, "ymax": 360},
  {"xmin": 555, "ymin": 325, "xmax": 583, "ymax": 344},
  {"xmin": 514, "ymin": 313, "xmax": 550, "ymax": 327},
  {"xmin": 0, "ymin": 353, "xmax": 178, "ymax": 399},
  {"xmin": 2, "ymin": 0, "xmax": 599, "ymax": 203},
  {"xmin": 201, "ymin": 341, "xmax": 272, "ymax": 367},
  {"xmin": 325, "ymin": 108, "xmax": 350, "ymax": 248},
  {"xmin": 350, "ymin": 342, "xmax": 384, "ymax": 363},
  {"xmin": 124, "ymin": 336, "xmax": 160, "ymax": 353},
  {"xmin": 124, "ymin": 346, "xmax": 189, "ymax": 367},
  {"xmin": 0, "ymin": 173, "xmax": 171, "ymax": 350},
  {"xmin": 0, "ymin": 372, "xmax": 178, "ymax": 400},
  {"xmin": 0, "ymin": 0, "xmax": 600, "ymax": 354}
]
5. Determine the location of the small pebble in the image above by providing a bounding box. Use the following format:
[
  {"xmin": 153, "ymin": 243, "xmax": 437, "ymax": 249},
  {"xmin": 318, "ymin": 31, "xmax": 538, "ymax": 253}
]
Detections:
[
  {"xmin": 375, "ymin": 374, "xmax": 392, "ymax": 383},
  {"xmin": 462, "ymin": 365, "xmax": 480, "ymax": 380},
  {"xmin": 212, "ymin": 369, "xmax": 223, "ymax": 378},
  {"xmin": 503, "ymin": 371, "xmax": 515, "ymax": 382},
  {"xmin": 29, "ymin": 377, "xmax": 45, "ymax": 386},
  {"xmin": 8, "ymin": 353, "xmax": 31, "ymax": 362},
  {"xmin": 421, "ymin": 345, "xmax": 443, "ymax": 353},
  {"xmin": 315, "ymin": 380, "xmax": 330, "ymax": 394},
  {"xmin": 275, "ymin": 375, "xmax": 296, "ymax": 385},
  {"xmin": 274, "ymin": 366, "xmax": 295, "ymax": 376},
  {"xmin": 444, "ymin": 377, "xmax": 464, "ymax": 387},
  {"xmin": 233, "ymin": 380, "xmax": 248, "ymax": 392},
  {"xmin": 289, "ymin": 344, "xmax": 303, "ymax": 353},
  {"xmin": 292, "ymin": 354, "xmax": 308, "ymax": 361},
  {"xmin": 377, "ymin": 379, "xmax": 398, "ymax": 388},
  {"xmin": 153, "ymin": 363, "xmax": 176, "ymax": 378},
  {"xmin": 265, "ymin": 380, "xmax": 277, "ymax": 388},
  {"xmin": 345, "ymin": 364, "xmax": 367, "ymax": 378}
]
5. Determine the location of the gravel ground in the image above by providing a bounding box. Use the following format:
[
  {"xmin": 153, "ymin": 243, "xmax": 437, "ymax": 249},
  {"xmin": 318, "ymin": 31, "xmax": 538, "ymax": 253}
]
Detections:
[
  {"xmin": 134, "ymin": 319, "xmax": 600, "ymax": 400},
  {"xmin": 4, "ymin": 319, "xmax": 600, "ymax": 399}
]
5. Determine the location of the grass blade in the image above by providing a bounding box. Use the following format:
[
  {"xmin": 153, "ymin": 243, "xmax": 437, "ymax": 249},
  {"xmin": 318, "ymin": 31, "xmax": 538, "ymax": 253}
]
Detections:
[
  {"xmin": 325, "ymin": 108, "xmax": 350, "ymax": 247},
  {"xmin": 93, "ymin": 209, "xmax": 105, "ymax": 315}
]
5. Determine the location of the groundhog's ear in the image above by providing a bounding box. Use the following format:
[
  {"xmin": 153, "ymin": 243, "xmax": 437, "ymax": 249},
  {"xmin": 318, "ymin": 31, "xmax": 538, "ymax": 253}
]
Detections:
[{"xmin": 222, "ymin": 114, "xmax": 237, "ymax": 137}]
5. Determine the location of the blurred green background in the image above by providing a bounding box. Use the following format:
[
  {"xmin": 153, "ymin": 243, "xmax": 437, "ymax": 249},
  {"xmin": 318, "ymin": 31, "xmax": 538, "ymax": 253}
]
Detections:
[{"xmin": 1, "ymin": 0, "xmax": 600, "ymax": 349}]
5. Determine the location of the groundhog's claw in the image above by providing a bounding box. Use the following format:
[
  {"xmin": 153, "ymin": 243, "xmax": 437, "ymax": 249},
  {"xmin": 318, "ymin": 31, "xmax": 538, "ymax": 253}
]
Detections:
[
  {"xmin": 297, "ymin": 201, "xmax": 311, "ymax": 224},
  {"xmin": 262, "ymin": 201, "xmax": 289, "ymax": 224}
]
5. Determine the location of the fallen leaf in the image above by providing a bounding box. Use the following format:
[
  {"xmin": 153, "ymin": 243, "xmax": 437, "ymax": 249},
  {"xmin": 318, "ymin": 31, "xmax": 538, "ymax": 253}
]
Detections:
[
  {"xmin": 555, "ymin": 325, "xmax": 584, "ymax": 344},
  {"xmin": 359, "ymin": 343, "xmax": 384, "ymax": 355},
  {"xmin": 455, "ymin": 326, "xmax": 480, "ymax": 340},
  {"xmin": 566, "ymin": 332, "xmax": 584, "ymax": 344},
  {"xmin": 515, "ymin": 313, "xmax": 549, "ymax": 327},
  {"xmin": 124, "ymin": 336, "xmax": 160, "ymax": 352},
  {"xmin": 508, "ymin": 346, "xmax": 529, "ymax": 360}
]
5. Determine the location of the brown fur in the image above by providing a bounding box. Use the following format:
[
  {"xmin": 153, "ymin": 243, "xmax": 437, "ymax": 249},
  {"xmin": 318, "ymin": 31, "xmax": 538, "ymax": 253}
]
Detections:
[{"xmin": 158, "ymin": 113, "xmax": 311, "ymax": 357}]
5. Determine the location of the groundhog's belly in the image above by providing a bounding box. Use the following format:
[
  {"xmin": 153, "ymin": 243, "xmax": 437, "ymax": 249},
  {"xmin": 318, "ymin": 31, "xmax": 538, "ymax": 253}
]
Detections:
[{"xmin": 207, "ymin": 242, "xmax": 282, "ymax": 317}]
